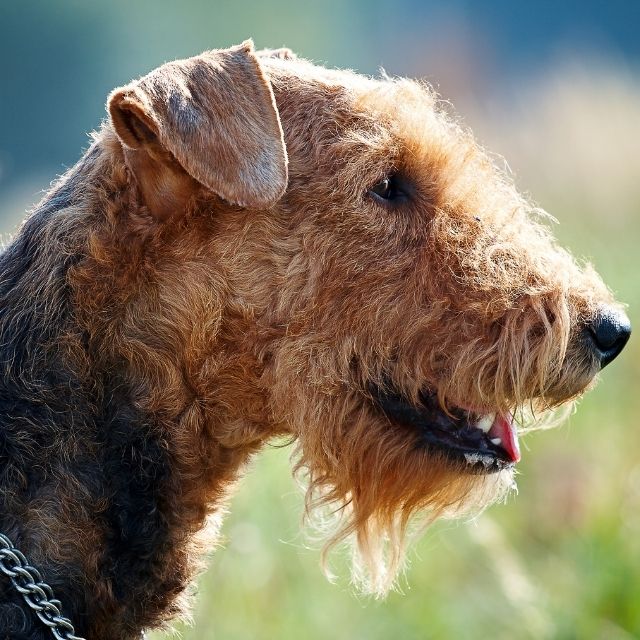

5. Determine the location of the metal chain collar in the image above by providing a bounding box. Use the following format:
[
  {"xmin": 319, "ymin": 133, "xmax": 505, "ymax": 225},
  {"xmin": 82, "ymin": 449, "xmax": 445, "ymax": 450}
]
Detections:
[{"xmin": 0, "ymin": 532, "xmax": 85, "ymax": 640}]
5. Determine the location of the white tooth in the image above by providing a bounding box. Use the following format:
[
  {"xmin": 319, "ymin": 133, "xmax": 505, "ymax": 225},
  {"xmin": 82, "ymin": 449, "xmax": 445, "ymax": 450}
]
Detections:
[
  {"xmin": 476, "ymin": 413, "xmax": 495, "ymax": 433},
  {"xmin": 490, "ymin": 437, "xmax": 502, "ymax": 446},
  {"xmin": 464, "ymin": 452, "xmax": 493, "ymax": 467}
]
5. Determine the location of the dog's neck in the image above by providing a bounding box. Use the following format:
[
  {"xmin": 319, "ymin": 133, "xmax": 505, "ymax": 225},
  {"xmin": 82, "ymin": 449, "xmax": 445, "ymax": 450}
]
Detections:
[{"xmin": 0, "ymin": 135, "xmax": 274, "ymax": 639}]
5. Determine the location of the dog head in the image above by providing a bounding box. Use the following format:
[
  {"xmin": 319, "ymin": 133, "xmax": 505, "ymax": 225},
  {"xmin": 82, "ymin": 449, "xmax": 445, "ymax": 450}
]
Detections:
[{"xmin": 105, "ymin": 41, "xmax": 630, "ymax": 594}]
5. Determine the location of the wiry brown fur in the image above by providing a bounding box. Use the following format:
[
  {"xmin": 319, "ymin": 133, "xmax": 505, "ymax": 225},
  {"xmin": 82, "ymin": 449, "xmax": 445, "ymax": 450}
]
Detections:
[{"xmin": 0, "ymin": 41, "xmax": 625, "ymax": 638}]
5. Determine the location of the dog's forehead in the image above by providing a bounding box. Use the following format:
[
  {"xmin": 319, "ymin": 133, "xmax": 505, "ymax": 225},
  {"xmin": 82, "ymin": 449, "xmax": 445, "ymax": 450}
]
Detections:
[
  {"xmin": 261, "ymin": 54, "xmax": 376, "ymax": 92},
  {"xmin": 261, "ymin": 55, "xmax": 442, "ymax": 154}
]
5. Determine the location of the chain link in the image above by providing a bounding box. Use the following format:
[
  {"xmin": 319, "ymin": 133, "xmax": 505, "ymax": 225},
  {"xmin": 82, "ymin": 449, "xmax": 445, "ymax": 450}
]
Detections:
[{"xmin": 0, "ymin": 533, "xmax": 85, "ymax": 640}]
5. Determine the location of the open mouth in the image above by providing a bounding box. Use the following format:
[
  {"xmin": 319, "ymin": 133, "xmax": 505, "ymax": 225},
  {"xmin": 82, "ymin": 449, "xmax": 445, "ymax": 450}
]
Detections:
[{"xmin": 369, "ymin": 384, "xmax": 520, "ymax": 473}]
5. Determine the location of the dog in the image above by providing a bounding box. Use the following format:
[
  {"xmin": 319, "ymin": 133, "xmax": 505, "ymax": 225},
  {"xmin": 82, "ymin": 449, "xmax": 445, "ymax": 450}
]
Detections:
[{"xmin": 0, "ymin": 41, "xmax": 630, "ymax": 639}]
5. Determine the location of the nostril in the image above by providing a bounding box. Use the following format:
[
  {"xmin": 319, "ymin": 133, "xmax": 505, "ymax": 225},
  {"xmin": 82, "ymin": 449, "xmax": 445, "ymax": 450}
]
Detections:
[{"xmin": 587, "ymin": 308, "xmax": 631, "ymax": 368}]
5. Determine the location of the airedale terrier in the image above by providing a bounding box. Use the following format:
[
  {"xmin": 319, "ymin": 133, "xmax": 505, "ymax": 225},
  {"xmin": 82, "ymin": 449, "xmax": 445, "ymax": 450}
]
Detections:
[{"xmin": 0, "ymin": 41, "xmax": 630, "ymax": 639}]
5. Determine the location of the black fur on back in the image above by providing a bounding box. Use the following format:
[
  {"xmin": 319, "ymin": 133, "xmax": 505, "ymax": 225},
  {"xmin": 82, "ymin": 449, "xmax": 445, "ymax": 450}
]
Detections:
[{"xmin": 0, "ymin": 154, "xmax": 177, "ymax": 639}]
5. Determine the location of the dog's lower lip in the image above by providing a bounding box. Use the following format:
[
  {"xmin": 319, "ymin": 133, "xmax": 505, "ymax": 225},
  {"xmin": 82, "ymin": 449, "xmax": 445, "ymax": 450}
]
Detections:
[{"xmin": 368, "ymin": 383, "xmax": 518, "ymax": 473}]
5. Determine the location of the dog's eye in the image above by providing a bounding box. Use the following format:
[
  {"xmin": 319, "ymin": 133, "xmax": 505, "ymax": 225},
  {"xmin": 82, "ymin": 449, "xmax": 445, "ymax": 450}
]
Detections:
[{"xmin": 369, "ymin": 175, "xmax": 406, "ymax": 204}]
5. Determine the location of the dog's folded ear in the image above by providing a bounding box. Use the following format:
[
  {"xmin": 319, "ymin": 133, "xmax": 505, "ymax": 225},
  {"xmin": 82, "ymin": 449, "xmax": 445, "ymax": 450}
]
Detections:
[{"xmin": 108, "ymin": 40, "xmax": 288, "ymax": 212}]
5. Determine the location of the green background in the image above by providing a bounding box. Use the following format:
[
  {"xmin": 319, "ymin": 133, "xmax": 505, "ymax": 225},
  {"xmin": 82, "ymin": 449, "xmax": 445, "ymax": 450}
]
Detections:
[{"xmin": 1, "ymin": 2, "xmax": 638, "ymax": 638}]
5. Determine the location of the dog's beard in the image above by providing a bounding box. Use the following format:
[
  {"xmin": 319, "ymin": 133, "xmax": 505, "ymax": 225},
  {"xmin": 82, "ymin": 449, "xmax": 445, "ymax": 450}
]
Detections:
[{"xmin": 290, "ymin": 396, "xmax": 517, "ymax": 596}]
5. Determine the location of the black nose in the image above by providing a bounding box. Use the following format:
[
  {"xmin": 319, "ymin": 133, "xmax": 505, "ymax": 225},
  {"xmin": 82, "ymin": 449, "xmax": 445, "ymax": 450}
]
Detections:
[{"xmin": 586, "ymin": 307, "xmax": 631, "ymax": 368}]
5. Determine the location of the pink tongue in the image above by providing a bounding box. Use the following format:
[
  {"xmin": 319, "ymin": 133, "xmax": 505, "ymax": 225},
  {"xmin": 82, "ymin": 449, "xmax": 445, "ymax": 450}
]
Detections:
[{"xmin": 489, "ymin": 414, "xmax": 521, "ymax": 463}]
